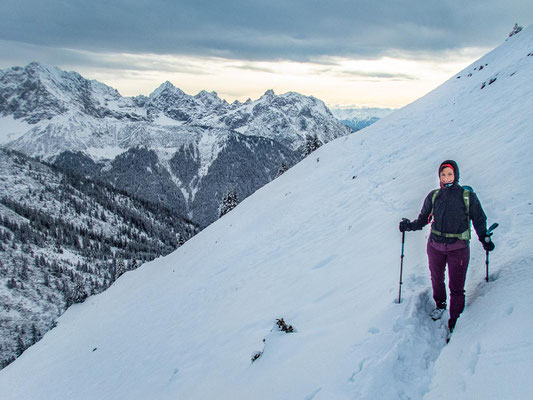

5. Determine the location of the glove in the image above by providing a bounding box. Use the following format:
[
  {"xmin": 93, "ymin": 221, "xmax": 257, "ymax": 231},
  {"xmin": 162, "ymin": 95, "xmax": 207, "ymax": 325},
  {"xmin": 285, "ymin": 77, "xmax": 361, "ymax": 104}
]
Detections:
[
  {"xmin": 480, "ymin": 234, "xmax": 495, "ymax": 252},
  {"xmin": 399, "ymin": 219, "xmax": 413, "ymax": 232}
]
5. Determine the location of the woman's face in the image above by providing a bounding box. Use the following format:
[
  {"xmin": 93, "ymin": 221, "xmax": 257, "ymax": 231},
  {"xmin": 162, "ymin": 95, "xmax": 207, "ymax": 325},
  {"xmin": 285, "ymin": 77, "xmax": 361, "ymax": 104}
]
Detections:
[{"xmin": 440, "ymin": 167, "xmax": 454, "ymax": 185}]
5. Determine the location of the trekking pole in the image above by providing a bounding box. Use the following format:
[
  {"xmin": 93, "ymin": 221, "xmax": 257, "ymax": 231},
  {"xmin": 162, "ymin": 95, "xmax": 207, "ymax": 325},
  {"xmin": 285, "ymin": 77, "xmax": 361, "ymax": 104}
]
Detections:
[
  {"xmin": 485, "ymin": 250, "xmax": 490, "ymax": 282},
  {"xmin": 398, "ymin": 218, "xmax": 408, "ymax": 303},
  {"xmin": 484, "ymin": 222, "xmax": 499, "ymax": 282}
]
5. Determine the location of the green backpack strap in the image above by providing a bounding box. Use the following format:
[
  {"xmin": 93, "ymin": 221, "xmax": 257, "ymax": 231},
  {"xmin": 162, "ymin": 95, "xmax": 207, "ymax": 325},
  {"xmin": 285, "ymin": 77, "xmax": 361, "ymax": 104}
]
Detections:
[
  {"xmin": 463, "ymin": 188, "xmax": 470, "ymax": 220},
  {"xmin": 429, "ymin": 189, "xmax": 439, "ymax": 223},
  {"xmin": 430, "ymin": 189, "xmax": 439, "ymax": 214}
]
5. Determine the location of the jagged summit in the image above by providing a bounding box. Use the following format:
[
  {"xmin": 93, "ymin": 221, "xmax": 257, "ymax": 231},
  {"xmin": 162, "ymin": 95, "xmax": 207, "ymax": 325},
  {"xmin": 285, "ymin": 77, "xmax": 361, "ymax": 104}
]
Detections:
[
  {"xmin": 195, "ymin": 89, "xmax": 219, "ymax": 98},
  {"xmin": 0, "ymin": 61, "xmax": 133, "ymax": 124},
  {"xmin": 262, "ymin": 88, "xmax": 276, "ymax": 97},
  {"xmin": 194, "ymin": 90, "xmax": 227, "ymax": 108},
  {"xmin": 149, "ymin": 80, "xmax": 184, "ymax": 98}
]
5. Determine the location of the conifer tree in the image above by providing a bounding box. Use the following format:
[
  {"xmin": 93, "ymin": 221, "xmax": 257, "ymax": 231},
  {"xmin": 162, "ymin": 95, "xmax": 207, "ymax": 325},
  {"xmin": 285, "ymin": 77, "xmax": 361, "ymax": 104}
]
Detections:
[
  {"xmin": 509, "ymin": 23, "xmax": 523, "ymax": 37},
  {"xmin": 277, "ymin": 162, "xmax": 289, "ymax": 177},
  {"xmin": 219, "ymin": 190, "xmax": 239, "ymax": 217},
  {"xmin": 303, "ymin": 134, "xmax": 322, "ymax": 157},
  {"xmin": 15, "ymin": 336, "xmax": 25, "ymax": 357}
]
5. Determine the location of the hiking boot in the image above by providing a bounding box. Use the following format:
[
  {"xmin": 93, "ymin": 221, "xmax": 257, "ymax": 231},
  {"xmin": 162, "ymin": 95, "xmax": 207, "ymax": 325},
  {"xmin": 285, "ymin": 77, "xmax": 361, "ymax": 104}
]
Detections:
[{"xmin": 430, "ymin": 307, "xmax": 445, "ymax": 321}]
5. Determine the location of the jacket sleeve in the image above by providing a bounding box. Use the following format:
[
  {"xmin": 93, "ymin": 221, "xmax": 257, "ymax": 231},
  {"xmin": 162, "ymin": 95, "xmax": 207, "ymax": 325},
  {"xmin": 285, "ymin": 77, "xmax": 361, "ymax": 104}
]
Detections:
[
  {"xmin": 469, "ymin": 191, "xmax": 488, "ymax": 239},
  {"xmin": 411, "ymin": 191, "xmax": 433, "ymax": 231}
]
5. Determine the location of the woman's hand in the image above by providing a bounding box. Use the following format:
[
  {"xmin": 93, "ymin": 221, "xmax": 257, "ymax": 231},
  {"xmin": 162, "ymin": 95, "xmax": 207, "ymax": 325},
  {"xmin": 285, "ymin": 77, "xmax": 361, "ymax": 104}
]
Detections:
[{"xmin": 399, "ymin": 219, "xmax": 413, "ymax": 232}]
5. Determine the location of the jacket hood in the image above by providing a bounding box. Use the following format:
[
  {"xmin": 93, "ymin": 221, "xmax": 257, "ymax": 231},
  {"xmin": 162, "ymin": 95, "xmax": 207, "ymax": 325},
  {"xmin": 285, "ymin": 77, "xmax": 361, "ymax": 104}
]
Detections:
[{"xmin": 439, "ymin": 160, "xmax": 460, "ymax": 185}]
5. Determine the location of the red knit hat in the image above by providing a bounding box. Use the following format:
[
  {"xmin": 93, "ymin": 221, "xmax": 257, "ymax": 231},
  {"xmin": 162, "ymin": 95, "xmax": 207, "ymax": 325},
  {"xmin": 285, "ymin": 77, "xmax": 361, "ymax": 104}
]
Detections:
[{"xmin": 439, "ymin": 163, "xmax": 454, "ymax": 173}]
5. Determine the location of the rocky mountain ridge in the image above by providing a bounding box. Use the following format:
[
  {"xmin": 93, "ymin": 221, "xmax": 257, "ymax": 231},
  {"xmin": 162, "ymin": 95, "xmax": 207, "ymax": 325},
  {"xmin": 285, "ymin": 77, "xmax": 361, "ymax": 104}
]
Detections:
[
  {"xmin": 0, "ymin": 62, "xmax": 350, "ymax": 226},
  {"xmin": 0, "ymin": 62, "xmax": 348, "ymax": 156}
]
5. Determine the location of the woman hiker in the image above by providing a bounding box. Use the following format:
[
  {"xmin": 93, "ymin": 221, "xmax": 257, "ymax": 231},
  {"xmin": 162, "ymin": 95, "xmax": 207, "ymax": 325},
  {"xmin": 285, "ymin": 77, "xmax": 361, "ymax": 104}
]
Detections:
[{"xmin": 399, "ymin": 160, "xmax": 495, "ymax": 333}]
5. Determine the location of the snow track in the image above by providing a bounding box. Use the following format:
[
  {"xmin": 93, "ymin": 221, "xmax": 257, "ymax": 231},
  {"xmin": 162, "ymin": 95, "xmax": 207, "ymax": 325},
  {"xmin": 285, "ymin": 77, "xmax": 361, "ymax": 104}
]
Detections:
[{"xmin": 349, "ymin": 291, "xmax": 448, "ymax": 400}]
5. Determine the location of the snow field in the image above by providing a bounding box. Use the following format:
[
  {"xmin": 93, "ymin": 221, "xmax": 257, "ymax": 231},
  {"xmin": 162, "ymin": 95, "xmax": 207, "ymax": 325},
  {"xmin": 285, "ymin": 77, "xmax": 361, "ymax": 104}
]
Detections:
[{"xmin": 1, "ymin": 24, "xmax": 533, "ymax": 400}]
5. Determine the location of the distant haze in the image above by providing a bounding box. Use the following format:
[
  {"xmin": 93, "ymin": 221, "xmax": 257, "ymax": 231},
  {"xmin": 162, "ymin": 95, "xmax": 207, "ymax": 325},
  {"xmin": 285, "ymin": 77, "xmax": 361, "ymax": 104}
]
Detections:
[{"xmin": 330, "ymin": 107, "xmax": 395, "ymax": 120}]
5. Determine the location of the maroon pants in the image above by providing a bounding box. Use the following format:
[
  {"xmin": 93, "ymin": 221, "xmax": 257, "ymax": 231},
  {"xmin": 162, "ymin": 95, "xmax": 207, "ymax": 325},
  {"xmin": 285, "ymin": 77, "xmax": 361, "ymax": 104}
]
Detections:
[{"xmin": 427, "ymin": 240, "xmax": 470, "ymax": 320}]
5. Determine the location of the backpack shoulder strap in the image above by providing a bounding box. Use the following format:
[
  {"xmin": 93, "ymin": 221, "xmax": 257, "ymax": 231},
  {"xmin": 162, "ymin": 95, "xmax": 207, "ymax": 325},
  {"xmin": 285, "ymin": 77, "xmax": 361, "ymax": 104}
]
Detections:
[
  {"xmin": 462, "ymin": 185, "xmax": 474, "ymax": 218},
  {"xmin": 463, "ymin": 188, "xmax": 470, "ymax": 219},
  {"xmin": 429, "ymin": 189, "xmax": 440, "ymax": 223},
  {"xmin": 431, "ymin": 189, "xmax": 439, "ymax": 212}
]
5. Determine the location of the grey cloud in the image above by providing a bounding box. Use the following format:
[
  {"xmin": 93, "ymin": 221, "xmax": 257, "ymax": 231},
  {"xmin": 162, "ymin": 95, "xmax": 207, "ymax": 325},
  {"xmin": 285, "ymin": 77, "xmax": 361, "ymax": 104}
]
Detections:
[
  {"xmin": 232, "ymin": 63, "xmax": 276, "ymax": 74},
  {"xmin": 315, "ymin": 64, "xmax": 416, "ymax": 81},
  {"xmin": 0, "ymin": 40, "xmax": 208, "ymax": 75},
  {"xmin": 1, "ymin": 0, "xmax": 532, "ymax": 62},
  {"xmin": 336, "ymin": 70, "xmax": 417, "ymax": 81}
]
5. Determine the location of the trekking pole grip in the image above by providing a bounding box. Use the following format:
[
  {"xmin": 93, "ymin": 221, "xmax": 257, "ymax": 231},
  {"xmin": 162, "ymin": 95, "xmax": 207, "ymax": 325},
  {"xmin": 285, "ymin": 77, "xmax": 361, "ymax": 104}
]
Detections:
[{"xmin": 485, "ymin": 222, "xmax": 498, "ymax": 283}]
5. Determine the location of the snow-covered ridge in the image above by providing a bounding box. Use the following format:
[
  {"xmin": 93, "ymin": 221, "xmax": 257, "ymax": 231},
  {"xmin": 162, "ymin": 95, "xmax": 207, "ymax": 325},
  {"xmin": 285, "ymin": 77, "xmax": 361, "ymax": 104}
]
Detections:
[
  {"xmin": 1, "ymin": 25, "xmax": 532, "ymax": 399},
  {"xmin": 0, "ymin": 63, "xmax": 350, "ymax": 159}
]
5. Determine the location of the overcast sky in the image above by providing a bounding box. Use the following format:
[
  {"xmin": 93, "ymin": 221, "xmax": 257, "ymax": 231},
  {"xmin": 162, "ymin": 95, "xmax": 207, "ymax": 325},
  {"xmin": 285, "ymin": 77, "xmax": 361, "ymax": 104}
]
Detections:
[{"xmin": 1, "ymin": 1, "xmax": 531, "ymax": 108}]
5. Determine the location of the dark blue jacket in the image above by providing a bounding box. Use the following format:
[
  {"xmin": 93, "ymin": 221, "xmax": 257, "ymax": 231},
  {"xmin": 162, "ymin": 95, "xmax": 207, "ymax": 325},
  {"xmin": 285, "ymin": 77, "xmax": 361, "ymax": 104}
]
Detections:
[{"xmin": 411, "ymin": 182, "xmax": 488, "ymax": 244}]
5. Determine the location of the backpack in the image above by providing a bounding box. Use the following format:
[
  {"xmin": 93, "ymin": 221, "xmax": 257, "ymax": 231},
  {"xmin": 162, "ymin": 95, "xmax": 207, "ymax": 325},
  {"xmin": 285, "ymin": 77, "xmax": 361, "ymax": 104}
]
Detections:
[{"xmin": 430, "ymin": 186, "xmax": 473, "ymax": 240}]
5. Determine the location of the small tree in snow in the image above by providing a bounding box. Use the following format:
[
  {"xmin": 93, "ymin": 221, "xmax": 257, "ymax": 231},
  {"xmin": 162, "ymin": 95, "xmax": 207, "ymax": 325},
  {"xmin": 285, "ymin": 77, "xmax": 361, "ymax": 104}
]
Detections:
[
  {"xmin": 15, "ymin": 336, "xmax": 25, "ymax": 357},
  {"xmin": 31, "ymin": 324, "xmax": 40, "ymax": 344},
  {"xmin": 71, "ymin": 278, "xmax": 88, "ymax": 304},
  {"xmin": 116, "ymin": 259, "xmax": 126, "ymax": 278},
  {"xmin": 303, "ymin": 134, "xmax": 322, "ymax": 157},
  {"xmin": 6, "ymin": 277, "xmax": 17, "ymax": 289},
  {"xmin": 219, "ymin": 190, "xmax": 239, "ymax": 217},
  {"xmin": 509, "ymin": 23, "xmax": 523, "ymax": 37},
  {"xmin": 251, "ymin": 350, "xmax": 263, "ymax": 363},
  {"xmin": 276, "ymin": 318, "xmax": 295, "ymax": 333},
  {"xmin": 277, "ymin": 162, "xmax": 289, "ymax": 177}
]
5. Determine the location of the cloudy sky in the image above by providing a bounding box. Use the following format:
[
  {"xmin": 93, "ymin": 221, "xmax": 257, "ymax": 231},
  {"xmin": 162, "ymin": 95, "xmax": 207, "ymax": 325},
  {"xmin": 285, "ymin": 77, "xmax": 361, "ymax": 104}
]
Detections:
[{"xmin": 1, "ymin": 1, "xmax": 531, "ymax": 108}]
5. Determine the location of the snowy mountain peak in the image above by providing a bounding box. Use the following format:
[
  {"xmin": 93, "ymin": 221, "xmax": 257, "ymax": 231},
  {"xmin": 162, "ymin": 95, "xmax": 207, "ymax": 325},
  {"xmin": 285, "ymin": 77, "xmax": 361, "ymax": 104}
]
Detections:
[
  {"xmin": 24, "ymin": 61, "xmax": 65, "ymax": 78},
  {"xmin": 13, "ymin": 62, "xmax": 119, "ymax": 100},
  {"xmin": 0, "ymin": 62, "xmax": 127, "ymax": 124},
  {"xmin": 196, "ymin": 89, "xmax": 217, "ymax": 98},
  {"xmin": 149, "ymin": 80, "xmax": 184, "ymax": 98},
  {"xmin": 194, "ymin": 90, "xmax": 227, "ymax": 107},
  {"xmin": 261, "ymin": 89, "xmax": 276, "ymax": 99}
]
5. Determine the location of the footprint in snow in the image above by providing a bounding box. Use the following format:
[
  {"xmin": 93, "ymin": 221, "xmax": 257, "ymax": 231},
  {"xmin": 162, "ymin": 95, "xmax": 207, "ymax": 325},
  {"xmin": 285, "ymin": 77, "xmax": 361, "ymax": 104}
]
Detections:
[{"xmin": 349, "ymin": 290, "xmax": 449, "ymax": 399}]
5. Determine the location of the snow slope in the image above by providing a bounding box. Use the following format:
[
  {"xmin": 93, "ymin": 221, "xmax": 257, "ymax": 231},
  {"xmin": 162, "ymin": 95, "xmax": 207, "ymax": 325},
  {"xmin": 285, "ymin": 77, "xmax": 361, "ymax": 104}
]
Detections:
[{"xmin": 1, "ymin": 26, "xmax": 533, "ymax": 400}]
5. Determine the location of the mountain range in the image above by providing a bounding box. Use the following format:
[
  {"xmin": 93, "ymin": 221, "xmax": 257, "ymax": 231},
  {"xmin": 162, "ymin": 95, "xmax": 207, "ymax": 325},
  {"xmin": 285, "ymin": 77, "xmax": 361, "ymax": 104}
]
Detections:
[{"xmin": 0, "ymin": 63, "xmax": 351, "ymax": 226}]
